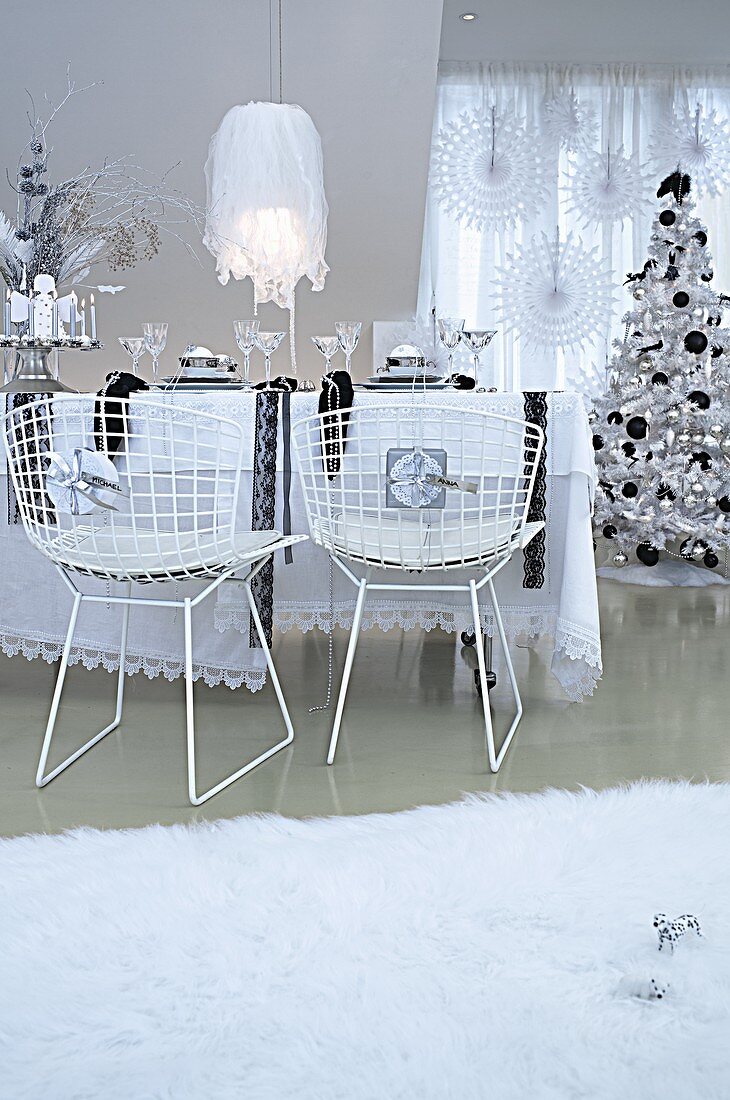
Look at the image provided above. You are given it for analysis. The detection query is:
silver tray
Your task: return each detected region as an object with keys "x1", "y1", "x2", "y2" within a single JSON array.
[{"x1": 355, "y1": 381, "x2": 456, "y2": 392}]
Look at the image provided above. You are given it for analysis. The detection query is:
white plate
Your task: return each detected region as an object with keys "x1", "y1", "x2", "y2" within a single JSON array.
[
  {"x1": 156, "y1": 382, "x2": 252, "y2": 393},
  {"x1": 355, "y1": 382, "x2": 457, "y2": 392}
]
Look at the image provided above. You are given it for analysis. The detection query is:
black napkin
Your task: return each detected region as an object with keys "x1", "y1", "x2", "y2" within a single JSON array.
[
  {"x1": 254, "y1": 376, "x2": 298, "y2": 391},
  {"x1": 319, "y1": 370, "x2": 354, "y2": 478},
  {"x1": 94, "y1": 371, "x2": 149, "y2": 455},
  {"x1": 444, "y1": 373, "x2": 476, "y2": 391}
]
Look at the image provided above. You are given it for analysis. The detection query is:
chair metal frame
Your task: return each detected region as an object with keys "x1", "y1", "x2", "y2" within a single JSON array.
[
  {"x1": 4, "y1": 394, "x2": 306, "y2": 805},
  {"x1": 291, "y1": 402, "x2": 545, "y2": 773}
]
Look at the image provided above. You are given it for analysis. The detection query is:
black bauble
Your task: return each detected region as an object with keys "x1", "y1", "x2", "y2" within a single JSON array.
[
  {"x1": 687, "y1": 390, "x2": 710, "y2": 410},
  {"x1": 592, "y1": 433, "x2": 604, "y2": 450},
  {"x1": 692, "y1": 450, "x2": 712, "y2": 471},
  {"x1": 718, "y1": 497, "x2": 730, "y2": 513},
  {"x1": 704, "y1": 550, "x2": 719, "y2": 568},
  {"x1": 679, "y1": 538, "x2": 694, "y2": 559},
  {"x1": 607, "y1": 410, "x2": 623, "y2": 425},
  {"x1": 622, "y1": 481, "x2": 639, "y2": 498},
  {"x1": 695, "y1": 230, "x2": 708, "y2": 246},
  {"x1": 603, "y1": 524, "x2": 617, "y2": 539},
  {"x1": 684, "y1": 330, "x2": 709, "y2": 354},
  {"x1": 659, "y1": 210, "x2": 676, "y2": 227},
  {"x1": 712, "y1": 345, "x2": 724, "y2": 358},
  {"x1": 622, "y1": 441, "x2": 636, "y2": 457},
  {"x1": 672, "y1": 291, "x2": 690, "y2": 308},
  {"x1": 651, "y1": 371, "x2": 669, "y2": 385},
  {"x1": 636, "y1": 542, "x2": 659, "y2": 566},
  {"x1": 626, "y1": 415, "x2": 648, "y2": 440}
]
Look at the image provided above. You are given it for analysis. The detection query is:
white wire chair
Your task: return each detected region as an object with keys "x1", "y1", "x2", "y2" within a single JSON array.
[
  {"x1": 4, "y1": 394, "x2": 307, "y2": 805},
  {"x1": 291, "y1": 402, "x2": 545, "y2": 772}
]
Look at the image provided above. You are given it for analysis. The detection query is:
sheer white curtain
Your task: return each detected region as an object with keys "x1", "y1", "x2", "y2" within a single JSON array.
[{"x1": 418, "y1": 62, "x2": 730, "y2": 393}]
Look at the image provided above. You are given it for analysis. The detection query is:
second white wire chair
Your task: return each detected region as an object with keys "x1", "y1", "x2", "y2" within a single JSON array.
[
  {"x1": 4, "y1": 395, "x2": 307, "y2": 805},
  {"x1": 291, "y1": 402, "x2": 545, "y2": 773}
]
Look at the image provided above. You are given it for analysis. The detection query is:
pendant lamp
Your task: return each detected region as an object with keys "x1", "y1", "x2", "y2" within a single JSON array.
[{"x1": 202, "y1": 3, "x2": 328, "y2": 371}]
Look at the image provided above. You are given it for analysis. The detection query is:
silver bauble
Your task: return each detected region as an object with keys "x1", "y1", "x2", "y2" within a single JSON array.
[
  {"x1": 692, "y1": 306, "x2": 705, "y2": 318},
  {"x1": 677, "y1": 431, "x2": 691, "y2": 445},
  {"x1": 659, "y1": 499, "x2": 673, "y2": 511},
  {"x1": 613, "y1": 551, "x2": 628, "y2": 567},
  {"x1": 691, "y1": 481, "x2": 704, "y2": 494},
  {"x1": 692, "y1": 432, "x2": 705, "y2": 445},
  {"x1": 638, "y1": 356, "x2": 653, "y2": 370},
  {"x1": 722, "y1": 438, "x2": 730, "y2": 453},
  {"x1": 685, "y1": 493, "x2": 697, "y2": 505},
  {"x1": 629, "y1": 376, "x2": 643, "y2": 387},
  {"x1": 633, "y1": 287, "x2": 646, "y2": 301},
  {"x1": 707, "y1": 495, "x2": 717, "y2": 507},
  {"x1": 710, "y1": 424, "x2": 723, "y2": 437},
  {"x1": 667, "y1": 408, "x2": 680, "y2": 422}
]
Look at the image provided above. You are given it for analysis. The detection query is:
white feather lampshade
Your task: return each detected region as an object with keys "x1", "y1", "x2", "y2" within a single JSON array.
[{"x1": 203, "y1": 101, "x2": 329, "y2": 310}]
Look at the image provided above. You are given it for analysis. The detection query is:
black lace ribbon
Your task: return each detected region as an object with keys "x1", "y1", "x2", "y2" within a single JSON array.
[
  {"x1": 249, "y1": 391, "x2": 280, "y2": 648},
  {"x1": 522, "y1": 391, "x2": 548, "y2": 589},
  {"x1": 6, "y1": 393, "x2": 55, "y2": 525}
]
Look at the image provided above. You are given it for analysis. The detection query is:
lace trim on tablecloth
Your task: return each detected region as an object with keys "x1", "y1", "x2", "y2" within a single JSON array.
[
  {"x1": 215, "y1": 601, "x2": 601, "y2": 700},
  {"x1": 0, "y1": 630, "x2": 266, "y2": 692}
]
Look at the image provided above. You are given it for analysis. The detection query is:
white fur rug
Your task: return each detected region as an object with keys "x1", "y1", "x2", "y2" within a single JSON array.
[{"x1": 3, "y1": 782, "x2": 730, "y2": 1100}]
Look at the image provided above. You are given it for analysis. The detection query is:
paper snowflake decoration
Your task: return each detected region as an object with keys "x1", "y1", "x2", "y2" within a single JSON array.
[
  {"x1": 542, "y1": 90, "x2": 597, "y2": 152},
  {"x1": 565, "y1": 146, "x2": 652, "y2": 226},
  {"x1": 650, "y1": 103, "x2": 730, "y2": 197},
  {"x1": 496, "y1": 230, "x2": 616, "y2": 352},
  {"x1": 431, "y1": 106, "x2": 549, "y2": 231}
]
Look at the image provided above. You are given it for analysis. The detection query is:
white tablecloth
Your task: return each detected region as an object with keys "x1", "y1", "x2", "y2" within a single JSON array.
[{"x1": 0, "y1": 390, "x2": 601, "y2": 700}]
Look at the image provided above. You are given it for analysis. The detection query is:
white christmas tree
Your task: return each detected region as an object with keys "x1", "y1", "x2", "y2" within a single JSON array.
[{"x1": 593, "y1": 171, "x2": 730, "y2": 570}]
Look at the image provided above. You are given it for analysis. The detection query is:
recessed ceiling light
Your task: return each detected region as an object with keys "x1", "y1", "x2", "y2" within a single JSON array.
[{"x1": 460, "y1": 12, "x2": 478, "y2": 20}]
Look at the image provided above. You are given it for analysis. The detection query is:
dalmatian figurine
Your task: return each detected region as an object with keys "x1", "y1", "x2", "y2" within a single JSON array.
[
  {"x1": 654, "y1": 913, "x2": 703, "y2": 953},
  {"x1": 618, "y1": 975, "x2": 670, "y2": 1001}
]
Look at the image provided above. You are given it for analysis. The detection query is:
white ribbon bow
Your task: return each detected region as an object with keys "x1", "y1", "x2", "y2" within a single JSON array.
[{"x1": 46, "y1": 449, "x2": 125, "y2": 515}]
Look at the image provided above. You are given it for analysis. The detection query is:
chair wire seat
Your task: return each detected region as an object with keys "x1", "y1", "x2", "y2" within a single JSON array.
[
  {"x1": 291, "y1": 401, "x2": 545, "y2": 772},
  {"x1": 4, "y1": 394, "x2": 307, "y2": 804}
]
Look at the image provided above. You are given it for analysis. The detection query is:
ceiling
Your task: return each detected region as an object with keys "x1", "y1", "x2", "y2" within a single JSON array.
[{"x1": 440, "y1": 0, "x2": 730, "y2": 65}]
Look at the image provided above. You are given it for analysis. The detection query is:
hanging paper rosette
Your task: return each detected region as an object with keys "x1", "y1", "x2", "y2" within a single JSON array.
[
  {"x1": 649, "y1": 103, "x2": 730, "y2": 198},
  {"x1": 542, "y1": 89, "x2": 597, "y2": 153},
  {"x1": 496, "y1": 229, "x2": 616, "y2": 352},
  {"x1": 565, "y1": 146, "x2": 652, "y2": 227},
  {"x1": 431, "y1": 105, "x2": 549, "y2": 232}
]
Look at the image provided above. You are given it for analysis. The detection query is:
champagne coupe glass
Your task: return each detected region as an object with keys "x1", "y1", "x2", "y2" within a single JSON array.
[
  {"x1": 254, "y1": 330, "x2": 286, "y2": 388},
  {"x1": 335, "y1": 321, "x2": 362, "y2": 375},
  {"x1": 438, "y1": 317, "x2": 465, "y2": 376},
  {"x1": 143, "y1": 322, "x2": 168, "y2": 384},
  {"x1": 118, "y1": 336, "x2": 146, "y2": 374},
  {"x1": 312, "y1": 336, "x2": 341, "y2": 375},
  {"x1": 462, "y1": 329, "x2": 498, "y2": 388},
  {"x1": 233, "y1": 319, "x2": 259, "y2": 390}
]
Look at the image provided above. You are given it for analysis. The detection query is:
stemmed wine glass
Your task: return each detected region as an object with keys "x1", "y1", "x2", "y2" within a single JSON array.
[
  {"x1": 118, "y1": 336, "x2": 147, "y2": 374},
  {"x1": 437, "y1": 317, "x2": 465, "y2": 376},
  {"x1": 462, "y1": 329, "x2": 498, "y2": 388},
  {"x1": 335, "y1": 321, "x2": 362, "y2": 375},
  {"x1": 233, "y1": 319, "x2": 259, "y2": 390},
  {"x1": 254, "y1": 330, "x2": 286, "y2": 388},
  {"x1": 312, "y1": 336, "x2": 341, "y2": 375},
  {"x1": 143, "y1": 322, "x2": 168, "y2": 384}
]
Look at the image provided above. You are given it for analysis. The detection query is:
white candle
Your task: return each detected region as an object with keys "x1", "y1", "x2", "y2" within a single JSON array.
[
  {"x1": 52, "y1": 290, "x2": 58, "y2": 339},
  {"x1": 90, "y1": 293, "x2": 97, "y2": 341},
  {"x1": 80, "y1": 298, "x2": 86, "y2": 338},
  {"x1": 27, "y1": 291, "x2": 34, "y2": 338},
  {"x1": 4, "y1": 290, "x2": 10, "y2": 337},
  {"x1": 69, "y1": 292, "x2": 77, "y2": 340}
]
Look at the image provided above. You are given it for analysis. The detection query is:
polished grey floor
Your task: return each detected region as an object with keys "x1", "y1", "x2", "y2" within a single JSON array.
[{"x1": 1, "y1": 577, "x2": 728, "y2": 837}]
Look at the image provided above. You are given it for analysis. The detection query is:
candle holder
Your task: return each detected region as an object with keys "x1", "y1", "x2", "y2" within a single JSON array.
[{"x1": 0, "y1": 337, "x2": 104, "y2": 394}]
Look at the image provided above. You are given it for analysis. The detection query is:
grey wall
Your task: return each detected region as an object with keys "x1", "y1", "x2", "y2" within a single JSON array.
[
  {"x1": 1, "y1": 0, "x2": 443, "y2": 388},
  {"x1": 440, "y1": 0, "x2": 730, "y2": 65}
]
